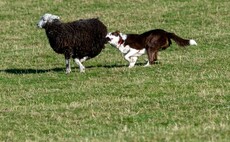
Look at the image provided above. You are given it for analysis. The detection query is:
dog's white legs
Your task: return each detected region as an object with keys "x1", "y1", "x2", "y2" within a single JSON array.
[
  {"x1": 65, "y1": 59, "x2": 71, "y2": 74},
  {"x1": 144, "y1": 61, "x2": 150, "y2": 67},
  {"x1": 74, "y1": 58, "x2": 85, "y2": 72},
  {"x1": 124, "y1": 54, "x2": 131, "y2": 62},
  {"x1": 129, "y1": 57, "x2": 138, "y2": 68},
  {"x1": 124, "y1": 50, "x2": 139, "y2": 68}
]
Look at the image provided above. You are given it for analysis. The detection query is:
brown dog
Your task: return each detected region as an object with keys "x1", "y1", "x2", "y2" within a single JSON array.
[{"x1": 106, "y1": 29, "x2": 197, "y2": 67}]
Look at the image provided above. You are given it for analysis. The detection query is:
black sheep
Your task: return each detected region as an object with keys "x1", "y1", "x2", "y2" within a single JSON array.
[{"x1": 37, "y1": 13, "x2": 108, "y2": 73}]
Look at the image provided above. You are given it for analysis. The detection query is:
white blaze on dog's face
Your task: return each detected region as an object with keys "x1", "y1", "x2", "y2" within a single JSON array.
[
  {"x1": 106, "y1": 31, "x2": 130, "y2": 54},
  {"x1": 106, "y1": 31, "x2": 122, "y2": 47},
  {"x1": 37, "y1": 13, "x2": 60, "y2": 28}
]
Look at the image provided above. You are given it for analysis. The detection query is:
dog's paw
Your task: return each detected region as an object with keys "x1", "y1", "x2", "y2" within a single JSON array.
[
  {"x1": 144, "y1": 61, "x2": 150, "y2": 67},
  {"x1": 144, "y1": 64, "x2": 150, "y2": 67},
  {"x1": 128, "y1": 65, "x2": 134, "y2": 68}
]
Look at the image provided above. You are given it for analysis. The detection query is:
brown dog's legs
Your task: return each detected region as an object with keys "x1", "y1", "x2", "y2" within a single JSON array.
[
  {"x1": 154, "y1": 51, "x2": 158, "y2": 62},
  {"x1": 147, "y1": 48, "x2": 151, "y2": 64},
  {"x1": 147, "y1": 47, "x2": 158, "y2": 65}
]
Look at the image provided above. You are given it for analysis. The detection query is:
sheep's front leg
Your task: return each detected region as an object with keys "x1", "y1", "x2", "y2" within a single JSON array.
[
  {"x1": 65, "y1": 59, "x2": 71, "y2": 74},
  {"x1": 65, "y1": 52, "x2": 71, "y2": 74},
  {"x1": 74, "y1": 58, "x2": 85, "y2": 73}
]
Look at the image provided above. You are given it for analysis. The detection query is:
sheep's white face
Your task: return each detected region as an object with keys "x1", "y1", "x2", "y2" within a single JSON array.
[{"x1": 37, "y1": 13, "x2": 60, "y2": 28}]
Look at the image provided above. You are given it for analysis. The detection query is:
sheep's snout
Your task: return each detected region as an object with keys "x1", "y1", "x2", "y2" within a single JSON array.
[{"x1": 37, "y1": 20, "x2": 45, "y2": 28}]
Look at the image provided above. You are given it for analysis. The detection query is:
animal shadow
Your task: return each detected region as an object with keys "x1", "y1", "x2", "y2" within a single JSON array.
[
  {"x1": 1, "y1": 68, "x2": 64, "y2": 74},
  {"x1": 1, "y1": 62, "x2": 149, "y2": 75},
  {"x1": 87, "y1": 64, "x2": 127, "y2": 69}
]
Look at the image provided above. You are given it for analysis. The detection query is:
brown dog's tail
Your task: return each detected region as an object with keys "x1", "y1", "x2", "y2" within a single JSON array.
[{"x1": 168, "y1": 32, "x2": 197, "y2": 47}]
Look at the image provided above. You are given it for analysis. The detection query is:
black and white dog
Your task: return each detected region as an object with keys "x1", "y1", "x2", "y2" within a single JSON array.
[{"x1": 106, "y1": 29, "x2": 197, "y2": 68}]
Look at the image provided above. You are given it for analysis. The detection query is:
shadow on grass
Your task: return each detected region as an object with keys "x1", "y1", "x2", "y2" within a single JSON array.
[
  {"x1": 86, "y1": 64, "x2": 128, "y2": 69},
  {"x1": 1, "y1": 62, "x2": 150, "y2": 75},
  {"x1": 1, "y1": 68, "x2": 64, "y2": 74},
  {"x1": 0, "y1": 64, "x2": 130, "y2": 74},
  {"x1": 87, "y1": 62, "x2": 150, "y2": 69}
]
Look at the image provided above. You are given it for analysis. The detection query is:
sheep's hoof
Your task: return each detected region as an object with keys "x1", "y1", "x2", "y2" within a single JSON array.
[
  {"x1": 80, "y1": 68, "x2": 85, "y2": 73},
  {"x1": 66, "y1": 69, "x2": 71, "y2": 74}
]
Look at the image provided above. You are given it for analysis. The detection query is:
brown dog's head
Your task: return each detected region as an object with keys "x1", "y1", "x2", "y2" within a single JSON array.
[{"x1": 106, "y1": 31, "x2": 125, "y2": 47}]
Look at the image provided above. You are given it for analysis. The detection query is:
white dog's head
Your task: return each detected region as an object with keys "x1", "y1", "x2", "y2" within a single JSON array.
[
  {"x1": 106, "y1": 31, "x2": 127, "y2": 48},
  {"x1": 37, "y1": 13, "x2": 60, "y2": 28}
]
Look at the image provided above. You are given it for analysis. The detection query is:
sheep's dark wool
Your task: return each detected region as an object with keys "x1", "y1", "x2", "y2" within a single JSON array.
[
  {"x1": 38, "y1": 13, "x2": 108, "y2": 73},
  {"x1": 45, "y1": 19, "x2": 107, "y2": 58}
]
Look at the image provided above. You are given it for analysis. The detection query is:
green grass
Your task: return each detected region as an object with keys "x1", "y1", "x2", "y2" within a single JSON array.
[{"x1": 0, "y1": 0, "x2": 229, "y2": 141}]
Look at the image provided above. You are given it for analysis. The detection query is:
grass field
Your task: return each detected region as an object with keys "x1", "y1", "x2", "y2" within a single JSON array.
[{"x1": 0, "y1": 0, "x2": 229, "y2": 141}]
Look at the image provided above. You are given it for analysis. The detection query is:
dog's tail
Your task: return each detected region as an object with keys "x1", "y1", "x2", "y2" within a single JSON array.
[{"x1": 168, "y1": 32, "x2": 197, "y2": 47}]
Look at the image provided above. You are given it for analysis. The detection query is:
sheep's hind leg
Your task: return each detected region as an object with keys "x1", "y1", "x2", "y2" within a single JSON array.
[
  {"x1": 80, "y1": 56, "x2": 88, "y2": 63},
  {"x1": 74, "y1": 58, "x2": 85, "y2": 73},
  {"x1": 65, "y1": 59, "x2": 71, "y2": 74}
]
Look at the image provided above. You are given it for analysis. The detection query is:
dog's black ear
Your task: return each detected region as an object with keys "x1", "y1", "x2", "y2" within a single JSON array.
[
  {"x1": 112, "y1": 30, "x2": 120, "y2": 36},
  {"x1": 116, "y1": 30, "x2": 120, "y2": 33}
]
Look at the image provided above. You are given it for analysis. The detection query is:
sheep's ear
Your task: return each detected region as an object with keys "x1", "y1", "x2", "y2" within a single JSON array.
[
  {"x1": 51, "y1": 15, "x2": 60, "y2": 20},
  {"x1": 46, "y1": 14, "x2": 60, "y2": 23}
]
